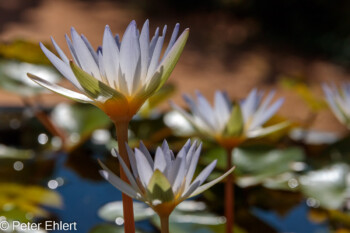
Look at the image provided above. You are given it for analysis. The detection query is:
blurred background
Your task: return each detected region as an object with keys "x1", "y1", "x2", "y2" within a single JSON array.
[{"x1": 0, "y1": 0, "x2": 350, "y2": 232}]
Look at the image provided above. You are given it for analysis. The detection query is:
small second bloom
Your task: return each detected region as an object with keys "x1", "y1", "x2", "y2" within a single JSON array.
[
  {"x1": 171, "y1": 89, "x2": 288, "y2": 147},
  {"x1": 99, "y1": 140, "x2": 234, "y2": 216}
]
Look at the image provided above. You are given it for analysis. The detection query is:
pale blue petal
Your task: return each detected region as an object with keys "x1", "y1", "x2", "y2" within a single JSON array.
[
  {"x1": 135, "y1": 148, "x2": 154, "y2": 187},
  {"x1": 120, "y1": 20, "x2": 141, "y2": 94}
]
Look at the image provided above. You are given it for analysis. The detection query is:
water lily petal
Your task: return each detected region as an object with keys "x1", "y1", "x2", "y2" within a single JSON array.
[
  {"x1": 81, "y1": 34, "x2": 99, "y2": 64},
  {"x1": 120, "y1": 20, "x2": 141, "y2": 94},
  {"x1": 50, "y1": 37, "x2": 69, "y2": 64},
  {"x1": 185, "y1": 143, "x2": 202, "y2": 188},
  {"x1": 154, "y1": 147, "x2": 167, "y2": 172},
  {"x1": 189, "y1": 166, "x2": 235, "y2": 198},
  {"x1": 112, "y1": 148, "x2": 141, "y2": 193},
  {"x1": 40, "y1": 42, "x2": 81, "y2": 89},
  {"x1": 154, "y1": 28, "x2": 189, "y2": 91},
  {"x1": 99, "y1": 161, "x2": 139, "y2": 199},
  {"x1": 125, "y1": 143, "x2": 139, "y2": 179},
  {"x1": 27, "y1": 73, "x2": 92, "y2": 103},
  {"x1": 70, "y1": 27, "x2": 101, "y2": 80},
  {"x1": 250, "y1": 98, "x2": 284, "y2": 129},
  {"x1": 246, "y1": 121, "x2": 290, "y2": 138},
  {"x1": 65, "y1": 34, "x2": 80, "y2": 66},
  {"x1": 163, "y1": 23, "x2": 180, "y2": 58},
  {"x1": 139, "y1": 19, "x2": 150, "y2": 84},
  {"x1": 102, "y1": 25, "x2": 120, "y2": 88},
  {"x1": 139, "y1": 141, "x2": 154, "y2": 167},
  {"x1": 135, "y1": 148, "x2": 154, "y2": 187}
]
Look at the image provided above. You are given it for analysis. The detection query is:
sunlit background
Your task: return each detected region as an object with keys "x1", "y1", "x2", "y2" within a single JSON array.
[{"x1": 0, "y1": 0, "x2": 349, "y2": 232}]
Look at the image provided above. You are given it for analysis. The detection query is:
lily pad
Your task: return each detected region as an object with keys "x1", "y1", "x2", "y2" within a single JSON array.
[
  {"x1": 299, "y1": 163, "x2": 349, "y2": 209},
  {"x1": 0, "y1": 60, "x2": 60, "y2": 96},
  {"x1": 98, "y1": 201, "x2": 155, "y2": 222},
  {"x1": 50, "y1": 103, "x2": 111, "y2": 149},
  {"x1": 233, "y1": 146, "x2": 305, "y2": 187}
]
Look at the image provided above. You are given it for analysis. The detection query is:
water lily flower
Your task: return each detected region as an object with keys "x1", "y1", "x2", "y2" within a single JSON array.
[
  {"x1": 27, "y1": 20, "x2": 189, "y2": 123},
  {"x1": 323, "y1": 83, "x2": 350, "y2": 128},
  {"x1": 99, "y1": 140, "x2": 234, "y2": 217},
  {"x1": 171, "y1": 89, "x2": 287, "y2": 147}
]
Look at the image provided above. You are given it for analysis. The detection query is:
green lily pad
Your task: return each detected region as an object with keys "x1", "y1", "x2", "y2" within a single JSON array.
[
  {"x1": 233, "y1": 146, "x2": 305, "y2": 187},
  {"x1": 50, "y1": 103, "x2": 111, "y2": 148},
  {"x1": 98, "y1": 201, "x2": 155, "y2": 222},
  {"x1": 299, "y1": 163, "x2": 349, "y2": 209},
  {"x1": 0, "y1": 60, "x2": 60, "y2": 96}
]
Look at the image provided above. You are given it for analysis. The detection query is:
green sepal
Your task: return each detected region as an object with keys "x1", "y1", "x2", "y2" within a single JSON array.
[
  {"x1": 69, "y1": 61, "x2": 127, "y2": 104},
  {"x1": 225, "y1": 103, "x2": 244, "y2": 137},
  {"x1": 155, "y1": 29, "x2": 189, "y2": 92},
  {"x1": 147, "y1": 170, "x2": 174, "y2": 204}
]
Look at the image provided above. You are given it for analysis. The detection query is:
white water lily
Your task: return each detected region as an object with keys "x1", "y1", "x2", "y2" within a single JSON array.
[
  {"x1": 99, "y1": 140, "x2": 234, "y2": 216},
  {"x1": 27, "y1": 20, "x2": 189, "y2": 123},
  {"x1": 171, "y1": 89, "x2": 288, "y2": 146},
  {"x1": 323, "y1": 83, "x2": 350, "y2": 128}
]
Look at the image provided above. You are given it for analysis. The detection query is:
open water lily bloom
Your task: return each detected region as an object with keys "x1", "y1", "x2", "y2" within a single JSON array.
[
  {"x1": 99, "y1": 140, "x2": 234, "y2": 216},
  {"x1": 171, "y1": 89, "x2": 288, "y2": 146},
  {"x1": 27, "y1": 20, "x2": 189, "y2": 123},
  {"x1": 323, "y1": 83, "x2": 350, "y2": 128}
]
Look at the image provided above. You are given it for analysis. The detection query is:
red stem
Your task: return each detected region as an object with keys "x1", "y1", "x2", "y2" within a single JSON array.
[
  {"x1": 115, "y1": 121, "x2": 135, "y2": 233},
  {"x1": 225, "y1": 147, "x2": 234, "y2": 233}
]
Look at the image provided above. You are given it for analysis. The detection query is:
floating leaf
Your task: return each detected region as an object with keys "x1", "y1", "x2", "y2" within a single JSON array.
[
  {"x1": 233, "y1": 146, "x2": 305, "y2": 187},
  {"x1": 0, "y1": 60, "x2": 60, "y2": 96},
  {"x1": 98, "y1": 201, "x2": 155, "y2": 222},
  {"x1": 299, "y1": 163, "x2": 349, "y2": 209},
  {"x1": 50, "y1": 103, "x2": 111, "y2": 148}
]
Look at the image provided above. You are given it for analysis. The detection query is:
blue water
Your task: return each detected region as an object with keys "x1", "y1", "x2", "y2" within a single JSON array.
[
  {"x1": 47, "y1": 154, "x2": 122, "y2": 233},
  {"x1": 252, "y1": 203, "x2": 329, "y2": 233}
]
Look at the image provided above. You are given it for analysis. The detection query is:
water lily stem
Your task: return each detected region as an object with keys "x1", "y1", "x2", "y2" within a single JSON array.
[
  {"x1": 115, "y1": 121, "x2": 135, "y2": 233},
  {"x1": 160, "y1": 214, "x2": 170, "y2": 233},
  {"x1": 225, "y1": 147, "x2": 234, "y2": 233}
]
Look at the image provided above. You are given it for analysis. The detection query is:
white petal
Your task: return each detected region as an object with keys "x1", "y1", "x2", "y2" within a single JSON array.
[
  {"x1": 167, "y1": 146, "x2": 186, "y2": 185},
  {"x1": 27, "y1": 73, "x2": 92, "y2": 103},
  {"x1": 185, "y1": 143, "x2": 202, "y2": 188},
  {"x1": 70, "y1": 27, "x2": 101, "y2": 80},
  {"x1": 120, "y1": 21, "x2": 141, "y2": 94},
  {"x1": 50, "y1": 37, "x2": 69, "y2": 63},
  {"x1": 146, "y1": 35, "x2": 164, "y2": 83},
  {"x1": 154, "y1": 147, "x2": 167, "y2": 172},
  {"x1": 139, "y1": 20, "x2": 150, "y2": 83},
  {"x1": 161, "y1": 140, "x2": 173, "y2": 164},
  {"x1": 188, "y1": 166, "x2": 235, "y2": 198},
  {"x1": 135, "y1": 148, "x2": 154, "y2": 187},
  {"x1": 189, "y1": 160, "x2": 217, "y2": 189},
  {"x1": 250, "y1": 98, "x2": 284, "y2": 129},
  {"x1": 112, "y1": 149, "x2": 141, "y2": 193},
  {"x1": 196, "y1": 91, "x2": 217, "y2": 129},
  {"x1": 171, "y1": 150, "x2": 187, "y2": 194},
  {"x1": 241, "y1": 88, "x2": 258, "y2": 121},
  {"x1": 149, "y1": 27, "x2": 159, "y2": 59},
  {"x1": 102, "y1": 25, "x2": 120, "y2": 88},
  {"x1": 81, "y1": 34, "x2": 98, "y2": 64},
  {"x1": 40, "y1": 42, "x2": 82, "y2": 89},
  {"x1": 125, "y1": 143, "x2": 139, "y2": 179},
  {"x1": 65, "y1": 35, "x2": 80, "y2": 66},
  {"x1": 99, "y1": 162, "x2": 139, "y2": 199},
  {"x1": 139, "y1": 141, "x2": 154, "y2": 167},
  {"x1": 163, "y1": 23, "x2": 179, "y2": 58},
  {"x1": 214, "y1": 91, "x2": 231, "y2": 131}
]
